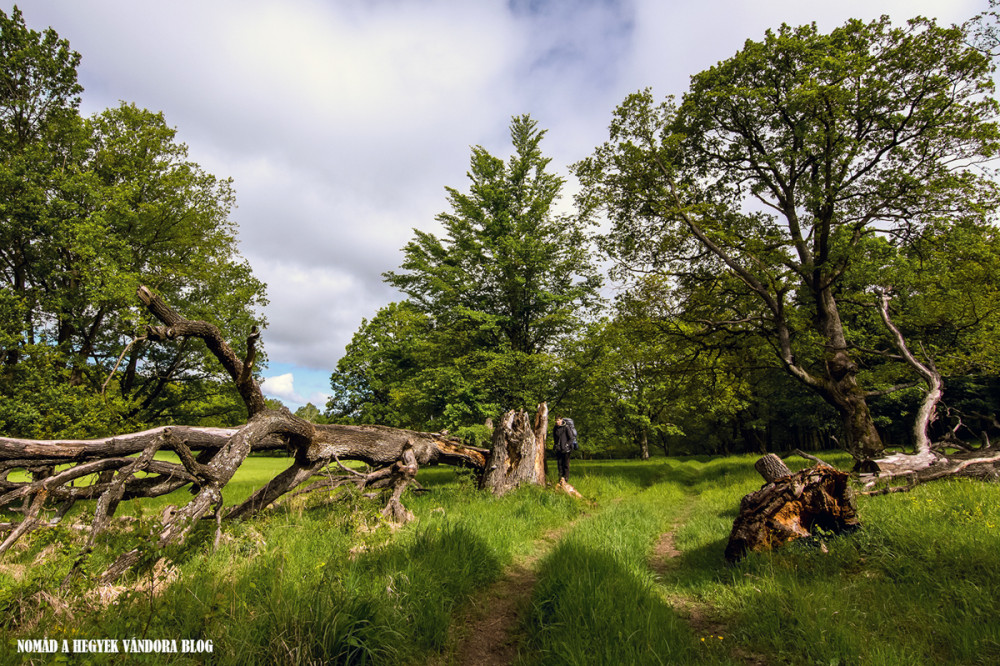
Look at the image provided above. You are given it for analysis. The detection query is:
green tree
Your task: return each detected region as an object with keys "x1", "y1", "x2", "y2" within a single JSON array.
[
  {"x1": 0, "y1": 9, "x2": 267, "y2": 436},
  {"x1": 328, "y1": 301, "x2": 432, "y2": 427},
  {"x1": 294, "y1": 402, "x2": 328, "y2": 424},
  {"x1": 577, "y1": 17, "x2": 1000, "y2": 460},
  {"x1": 0, "y1": 5, "x2": 84, "y2": 366},
  {"x1": 357, "y1": 115, "x2": 600, "y2": 428}
]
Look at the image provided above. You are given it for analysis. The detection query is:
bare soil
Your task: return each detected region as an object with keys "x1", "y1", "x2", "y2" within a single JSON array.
[
  {"x1": 649, "y1": 510, "x2": 767, "y2": 665},
  {"x1": 432, "y1": 521, "x2": 577, "y2": 666}
]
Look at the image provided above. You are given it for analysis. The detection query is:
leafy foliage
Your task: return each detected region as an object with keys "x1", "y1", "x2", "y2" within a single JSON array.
[
  {"x1": 0, "y1": 8, "x2": 266, "y2": 436},
  {"x1": 576, "y1": 16, "x2": 1000, "y2": 458},
  {"x1": 331, "y1": 116, "x2": 600, "y2": 430}
]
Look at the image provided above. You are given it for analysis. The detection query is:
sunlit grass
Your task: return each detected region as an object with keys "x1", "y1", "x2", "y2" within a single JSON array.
[{"x1": 2, "y1": 451, "x2": 999, "y2": 665}]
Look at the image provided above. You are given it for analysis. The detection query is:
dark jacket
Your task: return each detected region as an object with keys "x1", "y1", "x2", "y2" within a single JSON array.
[{"x1": 553, "y1": 423, "x2": 573, "y2": 454}]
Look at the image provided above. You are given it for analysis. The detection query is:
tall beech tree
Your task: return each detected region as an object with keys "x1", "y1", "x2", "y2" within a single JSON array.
[
  {"x1": 370, "y1": 115, "x2": 600, "y2": 427},
  {"x1": 577, "y1": 17, "x2": 1000, "y2": 461}
]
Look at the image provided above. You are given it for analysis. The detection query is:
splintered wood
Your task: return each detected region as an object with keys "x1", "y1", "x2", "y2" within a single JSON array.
[{"x1": 725, "y1": 462, "x2": 859, "y2": 562}]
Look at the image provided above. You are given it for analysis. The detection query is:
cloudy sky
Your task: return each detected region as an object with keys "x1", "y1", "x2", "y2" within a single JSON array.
[{"x1": 10, "y1": 0, "x2": 985, "y2": 408}]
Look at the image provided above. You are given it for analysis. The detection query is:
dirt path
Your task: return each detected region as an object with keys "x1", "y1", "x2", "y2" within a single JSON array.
[
  {"x1": 431, "y1": 522, "x2": 576, "y2": 666},
  {"x1": 648, "y1": 505, "x2": 727, "y2": 635},
  {"x1": 649, "y1": 505, "x2": 767, "y2": 665}
]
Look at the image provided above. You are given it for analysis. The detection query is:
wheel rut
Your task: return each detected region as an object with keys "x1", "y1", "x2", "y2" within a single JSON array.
[
  {"x1": 431, "y1": 520, "x2": 577, "y2": 666},
  {"x1": 648, "y1": 503, "x2": 766, "y2": 665}
]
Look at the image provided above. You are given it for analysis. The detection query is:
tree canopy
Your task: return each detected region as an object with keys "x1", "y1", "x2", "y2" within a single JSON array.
[
  {"x1": 0, "y1": 7, "x2": 266, "y2": 438},
  {"x1": 330, "y1": 115, "x2": 601, "y2": 431},
  {"x1": 576, "y1": 16, "x2": 1000, "y2": 460}
]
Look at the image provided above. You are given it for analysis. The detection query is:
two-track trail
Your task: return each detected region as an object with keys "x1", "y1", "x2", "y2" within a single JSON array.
[{"x1": 648, "y1": 502, "x2": 728, "y2": 637}]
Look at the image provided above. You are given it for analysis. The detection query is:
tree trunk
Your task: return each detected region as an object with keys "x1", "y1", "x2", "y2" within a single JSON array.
[
  {"x1": 816, "y1": 287, "x2": 885, "y2": 461},
  {"x1": 532, "y1": 403, "x2": 548, "y2": 484},
  {"x1": 480, "y1": 404, "x2": 547, "y2": 496},
  {"x1": 725, "y1": 459, "x2": 860, "y2": 563},
  {"x1": 876, "y1": 290, "x2": 942, "y2": 461},
  {"x1": 639, "y1": 428, "x2": 649, "y2": 460},
  {"x1": 754, "y1": 453, "x2": 791, "y2": 482},
  {"x1": 837, "y1": 389, "x2": 884, "y2": 460}
]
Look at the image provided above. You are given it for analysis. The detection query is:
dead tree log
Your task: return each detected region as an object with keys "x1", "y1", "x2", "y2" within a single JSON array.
[
  {"x1": 847, "y1": 292, "x2": 1000, "y2": 489},
  {"x1": 754, "y1": 453, "x2": 792, "y2": 483},
  {"x1": 480, "y1": 404, "x2": 548, "y2": 496},
  {"x1": 725, "y1": 461, "x2": 860, "y2": 563},
  {"x1": 0, "y1": 286, "x2": 489, "y2": 583}
]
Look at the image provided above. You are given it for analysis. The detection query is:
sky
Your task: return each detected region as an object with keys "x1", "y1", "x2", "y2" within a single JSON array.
[{"x1": 9, "y1": 0, "x2": 986, "y2": 409}]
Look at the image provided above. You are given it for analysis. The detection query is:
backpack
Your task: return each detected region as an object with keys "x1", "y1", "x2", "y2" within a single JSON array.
[{"x1": 562, "y1": 417, "x2": 579, "y2": 451}]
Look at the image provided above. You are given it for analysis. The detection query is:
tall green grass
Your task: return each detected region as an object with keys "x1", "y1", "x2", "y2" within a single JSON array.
[
  {"x1": 524, "y1": 475, "x2": 697, "y2": 665},
  {"x1": 3, "y1": 452, "x2": 1000, "y2": 665},
  {"x1": 1, "y1": 464, "x2": 582, "y2": 665}
]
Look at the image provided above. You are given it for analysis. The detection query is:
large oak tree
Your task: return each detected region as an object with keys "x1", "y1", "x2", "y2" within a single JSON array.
[
  {"x1": 0, "y1": 7, "x2": 267, "y2": 437},
  {"x1": 577, "y1": 16, "x2": 1000, "y2": 461}
]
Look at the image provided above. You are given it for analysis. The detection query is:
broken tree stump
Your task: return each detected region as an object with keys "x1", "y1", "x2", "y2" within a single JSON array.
[
  {"x1": 754, "y1": 453, "x2": 792, "y2": 482},
  {"x1": 479, "y1": 404, "x2": 548, "y2": 496},
  {"x1": 724, "y1": 460, "x2": 860, "y2": 563}
]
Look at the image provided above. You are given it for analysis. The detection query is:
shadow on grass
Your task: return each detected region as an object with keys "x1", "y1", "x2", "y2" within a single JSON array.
[
  {"x1": 525, "y1": 540, "x2": 705, "y2": 665},
  {"x1": 34, "y1": 520, "x2": 503, "y2": 666}
]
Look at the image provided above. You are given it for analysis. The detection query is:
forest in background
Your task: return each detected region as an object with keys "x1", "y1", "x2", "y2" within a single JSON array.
[{"x1": 3, "y1": 4, "x2": 1000, "y2": 462}]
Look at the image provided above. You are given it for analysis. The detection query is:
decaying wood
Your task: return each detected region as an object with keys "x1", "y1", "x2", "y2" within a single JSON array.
[
  {"x1": 754, "y1": 453, "x2": 792, "y2": 483},
  {"x1": 859, "y1": 450, "x2": 1000, "y2": 496},
  {"x1": 856, "y1": 292, "x2": 1000, "y2": 488},
  {"x1": 876, "y1": 291, "x2": 942, "y2": 461},
  {"x1": 480, "y1": 404, "x2": 548, "y2": 496},
  {"x1": 0, "y1": 286, "x2": 490, "y2": 583},
  {"x1": 725, "y1": 460, "x2": 860, "y2": 563}
]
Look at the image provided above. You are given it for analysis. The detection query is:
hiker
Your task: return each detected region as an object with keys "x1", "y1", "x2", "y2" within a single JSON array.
[{"x1": 552, "y1": 416, "x2": 577, "y2": 482}]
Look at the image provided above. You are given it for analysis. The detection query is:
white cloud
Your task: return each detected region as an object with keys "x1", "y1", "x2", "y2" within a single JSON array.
[
  {"x1": 13, "y1": 0, "x2": 988, "y2": 379},
  {"x1": 261, "y1": 373, "x2": 304, "y2": 403},
  {"x1": 307, "y1": 391, "x2": 332, "y2": 406}
]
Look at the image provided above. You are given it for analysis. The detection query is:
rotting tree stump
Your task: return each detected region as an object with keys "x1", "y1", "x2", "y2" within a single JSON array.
[
  {"x1": 479, "y1": 403, "x2": 547, "y2": 496},
  {"x1": 724, "y1": 460, "x2": 859, "y2": 563}
]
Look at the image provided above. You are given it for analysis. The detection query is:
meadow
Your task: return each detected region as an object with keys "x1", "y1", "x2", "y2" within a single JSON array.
[{"x1": 2, "y1": 453, "x2": 999, "y2": 665}]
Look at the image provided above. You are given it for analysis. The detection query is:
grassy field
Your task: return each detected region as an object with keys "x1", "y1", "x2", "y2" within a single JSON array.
[{"x1": 2, "y1": 453, "x2": 999, "y2": 664}]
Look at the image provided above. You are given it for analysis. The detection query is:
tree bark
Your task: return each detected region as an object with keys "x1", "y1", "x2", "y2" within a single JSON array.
[
  {"x1": 533, "y1": 403, "x2": 548, "y2": 485},
  {"x1": 876, "y1": 290, "x2": 942, "y2": 462},
  {"x1": 816, "y1": 288, "x2": 884, "y2": 461},
  {"x1": 1, "y1": 286, "x2": 492, "y2": 582},
  {"x1": 725, "y1": 460, "x2": 860, "y2": 563},
  {"x1": 480, "y1": 404, "x2": 548, "y2": 495},
  {"x1": 754, "y1": 453, "x2": 792, "y2": 483}
]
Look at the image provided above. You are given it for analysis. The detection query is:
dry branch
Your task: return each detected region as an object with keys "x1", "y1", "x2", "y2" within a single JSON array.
[{"x1": 1, "y1": 286, "x2": 490, "y2": 583}]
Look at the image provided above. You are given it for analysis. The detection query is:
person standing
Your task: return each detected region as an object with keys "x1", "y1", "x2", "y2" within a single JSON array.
[{"x1": 552, "y1": 416, "x2": 574, "y2": 482}]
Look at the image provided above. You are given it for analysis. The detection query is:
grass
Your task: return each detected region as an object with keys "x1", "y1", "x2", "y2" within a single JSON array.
[{"x1": 2, "y1": 452, "x2": 999, "y2": 665}]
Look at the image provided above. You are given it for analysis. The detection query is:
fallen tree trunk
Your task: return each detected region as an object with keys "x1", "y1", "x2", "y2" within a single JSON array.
[
  {"x1": 0, "y1": 286, "x2": 489, "y2": 583},
  {"x1": 725, "y1": 460, "x2": 860, "y2": 563},
  {"x1": 856, "y1": 292, "x2": 1000, "y2": 487}
]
